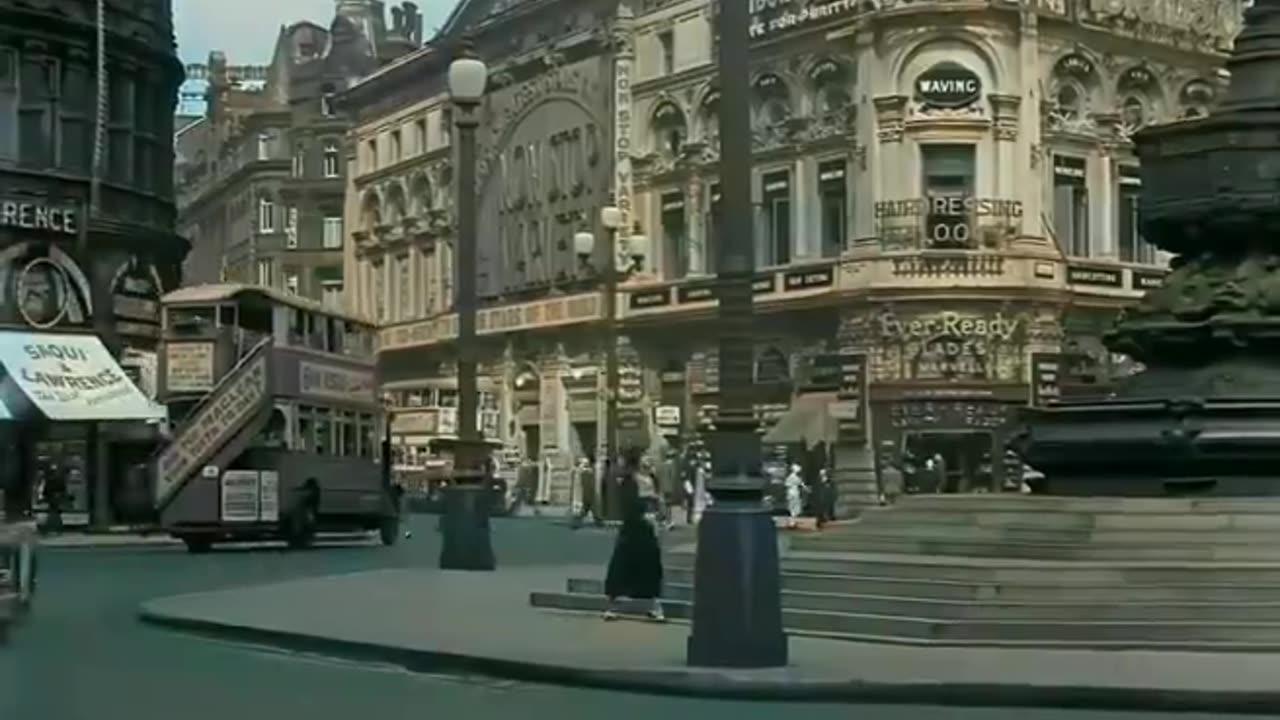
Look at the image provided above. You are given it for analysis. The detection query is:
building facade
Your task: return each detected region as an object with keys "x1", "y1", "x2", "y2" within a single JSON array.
[
  {"x1": 350, "y1": 0, "x2": 1242, "y2": 507},
  {"x1": 0, "y1": 0, "x2": 186, "y2": 524},
  {"x1": 177, "y1": 1, "x2": 422, "y2": 306}
]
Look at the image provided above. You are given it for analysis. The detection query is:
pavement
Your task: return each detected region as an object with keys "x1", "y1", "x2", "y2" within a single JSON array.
[{"x1": 138, "y1": 563, "x2": 1280, "y2": 714}]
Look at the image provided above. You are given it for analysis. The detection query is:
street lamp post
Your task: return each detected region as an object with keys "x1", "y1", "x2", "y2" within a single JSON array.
[
  {"x1": 685, "y1": 0, "x2": 787, "y2": 667},
  {"x1": 439, "y1": 42, "x2": 495, "y2": 572},
  {"x1": 576, "y1": 215, "x2": 647, "y2": 523}
]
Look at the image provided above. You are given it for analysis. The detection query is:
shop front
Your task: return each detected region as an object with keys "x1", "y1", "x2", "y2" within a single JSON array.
[
  {"x1": 0, "y1": 331, "x2": 165, "y2": 526},
  {"x1": 843, "y1": 302, "x2": 1060, "y2": 494}
]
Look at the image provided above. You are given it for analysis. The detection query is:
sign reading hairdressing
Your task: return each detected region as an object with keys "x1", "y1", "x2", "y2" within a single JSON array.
[
  {"x1": 915, "y1": 63, "x2": 982, "y2": 108},
  {"x1": 876, "y1": 196, "x2": 1022, "y2": 249}
]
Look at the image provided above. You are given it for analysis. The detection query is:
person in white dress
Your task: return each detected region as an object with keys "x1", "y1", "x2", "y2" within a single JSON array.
[{"x1": 784, "y1": 464, "x2": 806, "y2": 529}]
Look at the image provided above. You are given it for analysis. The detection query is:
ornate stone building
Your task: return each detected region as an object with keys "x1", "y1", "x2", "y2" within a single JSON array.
[
  {"x1": 350, "y1": 0, "x2": 1244, "y2": 507},
  {"x1": 177, "y1": 1, "x2": 422, "y2": 306},
  {"x1": 0, "y1": 0, "x2": 185, "y2": 525}
]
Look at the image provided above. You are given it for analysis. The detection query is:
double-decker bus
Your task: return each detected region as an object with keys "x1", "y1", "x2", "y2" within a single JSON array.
[{"x1": 150, "y1": 284, "x2": 399, "y2": 552}]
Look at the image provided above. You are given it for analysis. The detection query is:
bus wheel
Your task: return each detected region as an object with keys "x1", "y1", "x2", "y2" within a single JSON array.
[
  {"x1": 183, "y1": 537, "x2": 212, "y2": 554},
  {"x1": 378, "y1": 514, "x2": 400, "y2": 546}
]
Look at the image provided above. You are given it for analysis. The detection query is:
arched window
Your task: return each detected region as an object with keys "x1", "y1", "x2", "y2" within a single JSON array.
[
  {"x1": 410, "y1": 174, "x2": 432, "y2": 215},
  {"x1": 1179, "y1": 79, "x2": 1215, "y2": 120},
  {"x1": 752, "y1": 74, "x2": 792, "y2": 127},
  {"x1": 651, "y1": 102, "x2": 687, "y2": 157},
  {"x1": 1048, "y1": 53, "x2": 1099, "y2": 130},
  {"x1": 810, "y1": 59, "x2": 851, "y2": 115},
  {"x1": 384, "y1": 183, "x2": 408, "y2": 224},
  {"x1": 1053, "y1": 83, "x2": 1083, "y2": 121},
  {"x1": 755, "y1": 347, "x2": 791, "y2": 385},
  {"x1": 360, "y1": 191, "x2": 381, "y2": 230},
  {"x1": 1117, "y1": 66, "x2": 1159, "y2": 136}
]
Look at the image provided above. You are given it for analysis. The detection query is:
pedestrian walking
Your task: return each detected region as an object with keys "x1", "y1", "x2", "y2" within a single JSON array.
[
  {"x1": 571, "y1": 457, "x2": 597, "y2": 528},
  {"x1": 42, "y1": 461, "x2": 67, "y2": 535},
  {"x1": 602, "y1": 447, "x2": 665, "y2": 622},
  {"x1": 783, "y1": 463, "x2": 806, "y2": 529},
  {"x1": 816, "y1": 467, "x2": 836, "y2": 526}
]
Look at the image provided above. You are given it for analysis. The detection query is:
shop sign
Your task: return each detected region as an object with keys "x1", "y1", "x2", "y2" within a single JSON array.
[
  {"x1": 878, "y1": 311, "x2": 1021, "y2": 342},
  {"x1": 629, "y1": 288, "x2": 671, "y2": 309},
  {"x1": 783, "y1": 266, "x2": 834, "y2": 291},
  {"x1": 875, "y1": 197, "x2": 1022, "y2": 249},
  {"x1": 479, "y1": 293, "x2": 602, "y2": 334},
  {"x1": 0, "y1": 198, "x2": 79, "y2": 236},
  {"x1": 1067, "y1": 264, "x2": 1123, "y2": 288},
  {"x1": 753, "y1": 274, "x2": 777, "y2": 294},
  {"x1": 380, "y1": 315, "x2": 457, "y2": 351},
  {"x1": 220, "y1": 470, "x2": 261, "y2": 523},
  {"x1": 915, "y1": 63, "x2": 982, "y2": 108},
  {"x1": 654, "y1": 405, "x2": 681, "y2": 426},
  {"x1": 749, "y1": 0, "x2": 877, "y2": 39},
  {"x1": 155, "y1": 352, "x2": 269, "y2": 503},
  {"x1": 889, "y1": 400, "x2": 1012, "y2": 430},
  {"x1": 299, "y1": 362, "x2": 374, "y2": 403},
  {"x1": 677, "y1": 283, "x2": 716, "y2": 304},
  {"x1": 0, "y1": 335, "x2": 155, "y2": 420},
  {"x1": 891, "y1": 255, "x2": 1005, "y2": 278},
  {"x1": 836, "y1": 352, "x2": 866, "y2": 435},
  {"x1": 803, "y1": 353, "x2": 843, "y2": 392},
  {"x1": 392, "y1": 410, "x2": 438, "y2": 435},
  {"x1": 1131, "y1": 269, "x2": 1168, "y2": 290},
  {"x1": 1029, "y1": 352, "x2": 1063, "y2": 406},
  {"x1": 617, "y1": 407, "x2": 646, "y2": 430},
  {"x1": 165, "y1": 342, "x2": 215, "y2": 392}
]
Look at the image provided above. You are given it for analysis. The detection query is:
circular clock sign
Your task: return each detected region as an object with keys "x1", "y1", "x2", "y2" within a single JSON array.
[
  {"x1": 915, "y1": 63, "x2": 983, "y2": 108},
  {"x1": 16, "y1": 257, "x2": 71, "y2": 329}
]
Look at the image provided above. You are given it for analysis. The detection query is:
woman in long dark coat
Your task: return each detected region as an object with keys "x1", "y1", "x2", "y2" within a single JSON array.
[{"x1": 603, "y1": 448, "x2": 665, "y2": 621}]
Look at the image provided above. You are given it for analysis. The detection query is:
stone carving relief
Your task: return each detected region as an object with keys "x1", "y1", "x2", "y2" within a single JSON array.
[
  {"x1": 1084, "y1": 0, "x2": 1243, "y2": 52},
  {"x1": 1044, "y1": 51, "x2": 1103, "y2": 135}
]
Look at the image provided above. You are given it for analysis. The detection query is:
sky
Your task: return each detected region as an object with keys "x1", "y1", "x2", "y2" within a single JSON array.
[{"x1": 174, "y1": 0, "x2": 455, "y2": 64}]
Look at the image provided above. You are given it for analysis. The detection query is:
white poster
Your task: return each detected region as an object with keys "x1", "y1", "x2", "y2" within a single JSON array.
[
  {"x1": 220, "y1": 470, "x2": 260, "y2": 523},
  {"x1": 259, "y1": 471, "x2": 280, "y2": 523},
  {"x1": 166, "y1": 342, "x2": 215, "y2": 392},
  {"x1": 0, "y1": 331, "x2": 162, "y2": 421}
]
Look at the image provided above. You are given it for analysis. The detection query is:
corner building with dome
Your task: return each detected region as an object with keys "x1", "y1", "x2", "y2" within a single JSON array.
[{"x1": 349, "y1": 0, "x2": 1243, "y2": 513}]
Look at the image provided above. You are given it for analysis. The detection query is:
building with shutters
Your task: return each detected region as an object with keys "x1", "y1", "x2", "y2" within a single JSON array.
[{"x1": 350, "y1": 0, "x2": 1243, "y2": 510}]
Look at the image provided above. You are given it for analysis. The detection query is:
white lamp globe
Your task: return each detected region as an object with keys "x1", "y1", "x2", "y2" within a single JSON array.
[
  {"x1": 600, "y1": 206, "x2": 622, "y2": 230},
  {"x1": 573, "y1": 231, "x2": 595, "y2": 257},
  {"x1": 628, "y1": 231, "x2": 650, "y2": 262},
  {"x1": 448, "y1": 57, "x2": 488, "y2": 102}
]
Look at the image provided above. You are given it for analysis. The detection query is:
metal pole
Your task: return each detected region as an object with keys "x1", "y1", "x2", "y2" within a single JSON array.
[
  {"x1": 604, "y1": 227, "x2": 620, "y2": 521},
  {"x1": 439, "y1": 42, "x2": 494, "y2": 570},
  {"x1": 686, "y1": 0, "x2": 787, "y2": 668}
]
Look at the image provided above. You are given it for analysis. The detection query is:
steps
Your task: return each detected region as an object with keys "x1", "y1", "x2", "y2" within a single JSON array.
[{"x1": 529, "y1": 494, "x2": 1280, "y2": 649}]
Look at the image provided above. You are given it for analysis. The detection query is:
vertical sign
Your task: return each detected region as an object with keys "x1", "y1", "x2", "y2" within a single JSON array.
[
  {"x1": 613, "y1": 33, "x2": 634, "y2": 241},
  {"x1": 835, "y1": 353, "x2": 867, "y2": 436},
  {"x1": 1030, "y1": 352, "x2": 1063, "y2": 406}
]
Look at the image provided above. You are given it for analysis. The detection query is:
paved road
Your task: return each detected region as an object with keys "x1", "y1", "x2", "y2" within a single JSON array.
[{"x1": 1, "y1": 517, "x2": 1250, "y2": 720}]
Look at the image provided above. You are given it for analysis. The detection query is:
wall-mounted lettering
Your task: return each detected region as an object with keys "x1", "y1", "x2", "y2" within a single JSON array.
[{"x1": 1066, "y1": 264, "x2": 1123, "y2": 288}]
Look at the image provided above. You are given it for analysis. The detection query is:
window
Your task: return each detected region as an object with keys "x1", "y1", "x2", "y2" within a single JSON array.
[
  {"x1": 921, "y1": 144, "x2": 976, "y2": 249},
  {"x1": 321, "y1": 280, "x2": 343, "y2": 310},
  {"x1": 59, "y1": 61, "x2": 90, "y2": 174},
  {"x1": 20, "y1": 55, "x2": 59, "y2": 169},
  {"x1": 818, "y1": 159, "x2": 847, "y2": 257},
  {"x1": 105, "y1": 71, "x2": 132, "y2": 180},
  {"x1": 658, "y1": 30, "x2": 675, "y2": 75},
  {"x1": 257, "y1": 196, "x2": 275, "y2": 233},
  {"x1": 322, "y1": 141, "x2": 339, "y2": 178},
  {"x1": 313, "y1": 408, "x2": 332, "y2": 455},
  {"x1": 0, "y1": 48, "x2": 16, "y2": 162},
  {"x1": 285, "y1": 206, "x2": 298, "y2": 248},
  {"x1": 359, "y1": 413, "x2": 376, "y2": 459},
  {"x1": 704, "y1": 183, "x2": 722, "y2": 275},
  {"x1": 420, "y1": 247, "x2": 437, "y2": 313},
  {"x1": 322, "y1": 216, "x2": 343, "y2": 249},
  {"x1": 396, "y1": 253, "x2": 410, "y2": 320},
  {"x1": 660, "y1": 191, "x2": 688, "y2": 279},
  {"x1": 759, "y1": 169, "x2": 792, "y2": 266},
  {"x1": 372, "y1": 259, "x2": 386, "y2": 321},
  {"x1": 1117, "y1": 165, "x2": 1154, "y2": 264},
  {"x1": 256, "y1": 259, "x2": 274, "y2": 287},
  {"x1": 366, "y1": 139, "x2": 378, "y2": 172},
  {"x1": 1053, "y1": 155, "x2": 1090, "y2": 257},
  {"x1": 284, "y1": 271, "x2": 300, "y2": 295},
  {"x1": 415, "y1": 119, "x2": 427, "y2": 153},
  {"x1": 292, "y1": 143, "x2": 304, "y2": 177},
  {"x1": 341, "y1": 412, "x2": 357, "y2": 456},
  {"x1": 297, "y1": 406, "x2": 314, "y2": 452},
  {"x1": 320, "y1": 84, "x2": 336, "y2": 117},
  {"x1": 390, "y1": 129, "x2": 402, "y2": 162},
  {"x1": 257, "y1": 132, "x2": 270, "y2": 161}
]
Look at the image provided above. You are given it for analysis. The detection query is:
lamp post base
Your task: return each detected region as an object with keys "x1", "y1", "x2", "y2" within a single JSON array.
[
  {"x1": 437, "y1": 438, "x2": 496, "y2": 572},
  {"x1": 686, "y1": 418, "x2": 788, "y2": 668}
]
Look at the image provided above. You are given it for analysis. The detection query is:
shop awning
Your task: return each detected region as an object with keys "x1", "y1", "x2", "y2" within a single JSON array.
[
  {"x1": 762, "y1": 393, "x2": 838, "y2": 449},
  {"x1": 0, "y1": 331, "x2": 165, "y2": 422}
]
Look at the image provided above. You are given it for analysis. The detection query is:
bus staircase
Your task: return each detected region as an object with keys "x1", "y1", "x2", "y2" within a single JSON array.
[{"x1": 150, "y1": 337, "x2": 276, "y2": 518}]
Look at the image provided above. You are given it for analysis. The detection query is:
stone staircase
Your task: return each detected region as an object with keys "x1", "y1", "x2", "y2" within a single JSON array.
[{"x1": 529, "y1": 494, "x2": 1280, "y2": 649}]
